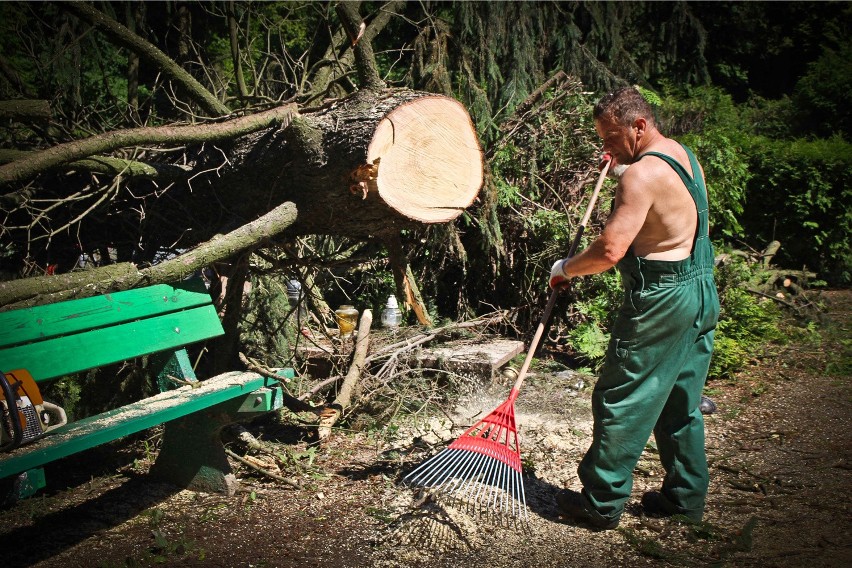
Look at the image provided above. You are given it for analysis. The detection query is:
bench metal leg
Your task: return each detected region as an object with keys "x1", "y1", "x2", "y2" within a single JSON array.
[
  {"x1": 148, "y1": 404, "x2": 239, "y2": 495},
  {"x1": 147, "y1": 387, "x2": 281, "y2": 495}
]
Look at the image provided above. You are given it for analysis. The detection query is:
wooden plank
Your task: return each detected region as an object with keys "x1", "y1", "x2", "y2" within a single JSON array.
[
  {"x1": 0, "y1": 279, "x2": 212, "y2": 349},
  {"x1": 0, "y1": 371, "x2": 277, "y2": 479},
  {"x1": 0, "y1": 305, "x2": 224, "y2": 382}
]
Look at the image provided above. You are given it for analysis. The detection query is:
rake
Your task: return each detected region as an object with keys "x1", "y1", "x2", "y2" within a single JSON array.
[{"x1": 403, "y1": 157, "x2": 612, "y2": 526}]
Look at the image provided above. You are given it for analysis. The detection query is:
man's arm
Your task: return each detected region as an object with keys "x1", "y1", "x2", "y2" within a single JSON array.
[{"x1": 561, "y1": 169, "x2": 652, "y2": 277}]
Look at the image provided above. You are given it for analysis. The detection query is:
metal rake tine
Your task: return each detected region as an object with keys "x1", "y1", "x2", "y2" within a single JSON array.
[
  {"x1": 486, "y1": 460, "x2": 503, "y2": 510},
  {"x1": 403, "y1": 452, "x2": 438, "y2": 485},
  {"x1": 405, "y1": 448, "x2": 454, "y2": 486},
  {"x1": 446, "y1": 450, "x2": 489, "y2": 498},
  {"x1": 471, "y1": 454, "x2": 498, "y2": 506},
  {"x1": 452, "y1": 451, "x2": 489, "y2": 499},
  {"x1": 513, "y1": 468, "x2": 524, "y2": 519},
  {"x1": 512, "y1": 467, "x2": 523, "y2": 518},
  {"x1": 491, "y1": 460, "x2": 507, "y2": 512},
  {"x1": 410, "y1": 448, "x2": 458, "y2": 487},
  {"x1": 517, "y1": 468, "x2": 530, "y2": 524},
  {"x1": 431, "y1": 449, "x2": 479, "y2": 493},
  {"x1": 440, "y1": 449, "x2": 478, "y2": 493}
]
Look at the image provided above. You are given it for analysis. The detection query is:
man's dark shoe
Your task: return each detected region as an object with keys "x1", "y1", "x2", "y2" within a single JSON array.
[
  {"x1": 555, "y1": 489, "x2": 619, "y2": 530},
  {"x1": 641, "y1": 491, "x2": 704, "y2": 522},
  {"x1": 640, "y1": 491, "x2": 673, "y2": 518}
]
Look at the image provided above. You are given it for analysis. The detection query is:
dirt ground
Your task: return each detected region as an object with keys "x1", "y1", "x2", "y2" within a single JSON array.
[{"x1": 1, "y1": 290, "x2": 849, "y2": 568}]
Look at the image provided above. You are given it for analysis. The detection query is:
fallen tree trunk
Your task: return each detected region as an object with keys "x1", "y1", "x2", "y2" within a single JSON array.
[{"x1": 145, "y1": 89, "x2": 483, "y2": 247}]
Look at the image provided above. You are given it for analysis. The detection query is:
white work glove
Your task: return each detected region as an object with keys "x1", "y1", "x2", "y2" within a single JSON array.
[{"x1": 549, "y1": 258, "x2": 569, "y2": 289}]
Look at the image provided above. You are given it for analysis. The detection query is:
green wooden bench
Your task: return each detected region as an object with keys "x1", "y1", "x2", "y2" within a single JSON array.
[{"x1": 0, "y1": 278, "x2": 291, "y2": 500}]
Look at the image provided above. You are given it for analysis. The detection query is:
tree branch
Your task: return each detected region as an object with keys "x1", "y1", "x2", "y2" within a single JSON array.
[
  {"x1": 63, "y1": 1, "x2": 230, "y2": 117},
  {"x1": 227, "y1": 0, "x2": 249, "y2": 100},
  {"x1": 318, "y1": 308, "x2": 373, "y2": 440},
  {"x1": 335, "y1": 2, "x2": 385, "y2": 90},
  {"x1": 0, "y1": 104, "x2": 296, "y2": 187},
  {"x1": 305, "y1": 1, "x2": 401, "y2": 102},
  {"x1": 0, "y1": 149, "x2": 189, "y2": 185},
  {"x1": 0, "y1": 200, "x2": 299, "y2": 310}
]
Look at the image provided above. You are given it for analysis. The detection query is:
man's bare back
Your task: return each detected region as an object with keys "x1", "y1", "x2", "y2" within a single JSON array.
[{"x1": 618, "y1": 138, "x2": 699, "y2": 261}]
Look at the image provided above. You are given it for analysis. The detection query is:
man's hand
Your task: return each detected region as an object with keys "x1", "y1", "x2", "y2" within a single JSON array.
[
  {"x1": 549, "y1": 258, "x2": 570, "y2": 289},
  {"x1": 599, "y1": 152, "x2": 613, "y2": 171}
]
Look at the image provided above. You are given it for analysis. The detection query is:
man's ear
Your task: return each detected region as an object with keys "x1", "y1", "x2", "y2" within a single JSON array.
[{"x1": 634, "y1": 117, "x2": 647, "y2": 137}]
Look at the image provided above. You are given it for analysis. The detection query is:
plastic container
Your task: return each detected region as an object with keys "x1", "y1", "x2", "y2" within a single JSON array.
[
  {"x1": 335, "y1": 305, "x2": 359, "y2": 338},
  {"x1": 381, "y1": 295, "x2": 402, "y2": 328},
  {"x1": 286, "y1": 279, "x2": 306, "y2": 320}
]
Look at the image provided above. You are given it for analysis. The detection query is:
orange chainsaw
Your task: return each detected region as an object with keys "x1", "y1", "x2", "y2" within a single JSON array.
[{"x1": 0, "y1": 369, "x2": 67, "y2": 452}]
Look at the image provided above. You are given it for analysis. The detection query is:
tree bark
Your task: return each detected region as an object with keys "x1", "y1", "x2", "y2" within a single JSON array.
[
  {"x1": 159, "y1": 89, "x2": 483, "y2": 247},
  {"x1": 227, "y1": 1, "x2": 249, "y2": 100}
]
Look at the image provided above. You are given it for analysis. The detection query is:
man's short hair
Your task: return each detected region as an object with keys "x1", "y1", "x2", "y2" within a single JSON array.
[{"x1": 594, "y1": 87, "x2": 656, "y2": 127}]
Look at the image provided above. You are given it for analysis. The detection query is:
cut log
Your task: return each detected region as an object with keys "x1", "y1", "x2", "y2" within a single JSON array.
[
  {"x1": 366, "y1": 96, "x2": 483, "y2": 223},
  {"x1": 141, "y1": 89, "x2": 484, "y2": 248}
]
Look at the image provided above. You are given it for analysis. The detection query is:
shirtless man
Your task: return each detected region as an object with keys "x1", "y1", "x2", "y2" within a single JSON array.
[{"x1": 549, "y1": 87, "x2": 720, "y2": 529}]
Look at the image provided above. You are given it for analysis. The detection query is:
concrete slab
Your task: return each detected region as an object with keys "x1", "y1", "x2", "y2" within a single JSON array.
[{"x1": 415, "y1": 338, "x2": 525, "y2": 381}]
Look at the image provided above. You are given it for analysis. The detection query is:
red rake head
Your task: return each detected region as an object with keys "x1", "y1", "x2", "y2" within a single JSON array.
[
  {"x1": 448, "y1": 395, "x2": 522, "y2": 472},
  {"x1": 402, "y1": 391, "x2": 528, "y2": 527}
]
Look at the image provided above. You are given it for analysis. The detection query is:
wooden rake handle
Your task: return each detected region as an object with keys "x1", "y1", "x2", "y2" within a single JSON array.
[{"x1": 509, "y1": 158, "x2": 612, "y2": 396}]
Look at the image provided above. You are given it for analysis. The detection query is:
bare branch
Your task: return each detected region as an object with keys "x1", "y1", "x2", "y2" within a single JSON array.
[
  {"x1": 0, "y1": 200, "x2": 299, "y2": 310},
  {"x1": 0, "y1": 149, "x2": 189, "y2": 185},
  {"x1": 0, "y1": 105, "x2": 296, "y2": 187},
  {"x1": 318, "y1": 308, "x2": 373, "y2": 439},
  {"x1": 227, "y1": 0, "x2": 249, "y2": 100},
  {"x1": 335, "y1": 2, "x2": 388, "y2": 91}
]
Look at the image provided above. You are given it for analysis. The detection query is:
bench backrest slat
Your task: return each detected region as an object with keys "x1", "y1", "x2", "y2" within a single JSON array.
[
  {"x1": 0, "y1": 280, "x2": 213, "y2": 350},
  {"x1": 0, "y1": 304, "x2": 224, "y2": 382}
]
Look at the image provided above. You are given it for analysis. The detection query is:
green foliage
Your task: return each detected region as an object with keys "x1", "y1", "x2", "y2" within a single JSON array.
[
  {"x1": 740, "y1": 136, "x2": 852, "y2": 284},
  {"x1": 241, "y1": 273, "x2": 295, "y2": 367},
  {"x1": 791, "y1": 38, "x2": 852, "y2": 139},
  {"x1": 709, "y1": 257, "x2": 784, "y2": 380},
  {"x1": 39, "y1": 376, "x2": 83, "y2": 421},
  {"x1": 569, "y1": 322, "x2": 608, "y2": 362},
  {"x1": 739, "y1": 96, "x2": 798, "y2": 139},
  {"x1": 659, "y1": 86, "x2": 750, "y2": 237},
  {"x1": 659, "y1": 85, "x2": 851, "y2": 285},
  {"x1": 567, "y1": 270, "x2": 623, "y2": 365},
  {"x1": 680, "y1": 128, "x2": 749, "y2": 237}
]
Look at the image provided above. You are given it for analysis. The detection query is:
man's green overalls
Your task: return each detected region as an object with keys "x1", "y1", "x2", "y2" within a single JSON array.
[{"x1": 577, "y1": 144, "x2": 720, "y2": 524}]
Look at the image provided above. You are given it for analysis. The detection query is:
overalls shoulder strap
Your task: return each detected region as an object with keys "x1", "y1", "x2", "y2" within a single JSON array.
[
  {"x1": 638, "y1": 146, "x2": 706, "y2": 203},
  {"x1": 638, "y1": 144, "x2": 709, "y2": 238}
]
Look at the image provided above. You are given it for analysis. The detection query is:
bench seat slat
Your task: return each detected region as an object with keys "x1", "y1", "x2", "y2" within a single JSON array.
[
  {"x1": 0, "y1": 280, "x2": 213, "y2": 349},
  {"x1": 0, "y1": 372, "x2": 273, "y2": 478},
  {"x1": 0, "y1": 305, "x2": 224, "y2": 382}
]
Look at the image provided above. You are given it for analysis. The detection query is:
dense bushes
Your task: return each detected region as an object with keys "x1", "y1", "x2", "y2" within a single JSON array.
[{"x1": 740, "y1": 137, "x2": 852, "y2": 284}]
